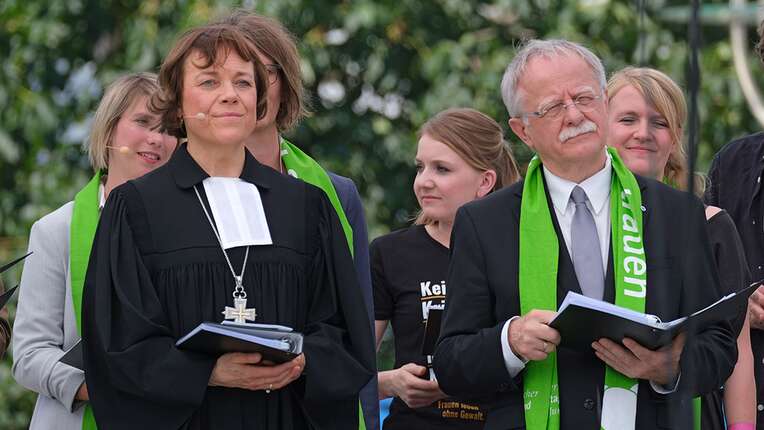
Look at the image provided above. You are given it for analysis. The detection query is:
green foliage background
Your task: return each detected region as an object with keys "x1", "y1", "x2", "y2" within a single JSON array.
[{"x1": 1, "y1": 0, "x2": 762, "y2": 426}]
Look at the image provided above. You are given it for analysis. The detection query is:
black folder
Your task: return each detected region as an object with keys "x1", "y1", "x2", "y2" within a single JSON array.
[
  {"x1": 60, "y1": 340, "x2": 83, "y2": 370},
  {"x1": 420, "y1": 307, "x2": 443, "y2": 381},
  {"x1": 60, "y1": 322, "x2": 303, "y2": 370},
  {"x1": 0, "y1": 252, "x2": 32, "y2": 275},
  {"x1": 0, "y1": 252, "x2": 31, "y2": 311},
  {"x1": 0, "y1": 285, "x2": 18, "y2": 310},
  {"x1": 176, "y1": 322, "x2": 303, "y2": 364},
  {"x1": 421, "y1": 308, "x2": 443, "y2": 356},
  {"x1": 550, "y1": 281, "x2": 759, "y2": 351}
]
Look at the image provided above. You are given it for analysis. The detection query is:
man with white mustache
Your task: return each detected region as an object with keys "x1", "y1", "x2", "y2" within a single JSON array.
[
  {"x1": 433, "y1": 39, "x2": 736, "y2": 429},
  {"x1": 559, "y1": 120, "x2": 598, "y2": 144}
]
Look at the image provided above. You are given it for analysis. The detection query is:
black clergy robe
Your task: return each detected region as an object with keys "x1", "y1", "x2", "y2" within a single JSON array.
[{"x1": 81, "y1": 143, "x2": 375, "y2": 430}]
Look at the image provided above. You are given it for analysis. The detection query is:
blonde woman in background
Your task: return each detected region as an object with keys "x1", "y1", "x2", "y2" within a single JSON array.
[
  {"x1": 12, "y1": 72, "x2": 177, "y2": 430},
  {"x1": 607, "y1": 66, "x2": 755, "y2": 430}
]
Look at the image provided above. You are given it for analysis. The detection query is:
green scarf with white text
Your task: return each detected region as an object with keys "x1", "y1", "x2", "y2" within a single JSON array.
[
  {"x1": 519, "y1": 147, "x2": 647, "y2": 430},
  {"x1": 70, "y1": 172, "x2": 102, "y2": 430}
]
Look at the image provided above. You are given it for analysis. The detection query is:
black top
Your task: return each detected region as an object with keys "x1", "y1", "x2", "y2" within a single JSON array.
[
  {"x1": 705, "y1": 132, "x2": 764, "y2": 426},
  {"x1": 372, "y1": 225, "x2": 486, "y2": 430},
  {"x1": 701, "y1": 209, "x2": 752, "y2": 430},
  {"x1": 707, "y1": 210, "x2": 751, "y2": 332},
  {"x1": 81, "y1": 143, "x2": 375, "y2": 430}
]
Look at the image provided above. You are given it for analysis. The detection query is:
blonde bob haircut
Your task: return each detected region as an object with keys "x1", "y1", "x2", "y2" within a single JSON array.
[
  {"x1": 87, "y1": 72, "x2": 160, "y2": 172},
  {"x1": 607, "y1": 67, "x2": 702, "y2": 193},
  {"x1": 415, "y1": 108, "x2": 520, "y2": 225}
]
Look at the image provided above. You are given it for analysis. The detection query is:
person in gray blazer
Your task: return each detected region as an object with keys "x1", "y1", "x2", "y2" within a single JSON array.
[{"x1": 12, "y1": 72, "x2": 177, "y2": 429}]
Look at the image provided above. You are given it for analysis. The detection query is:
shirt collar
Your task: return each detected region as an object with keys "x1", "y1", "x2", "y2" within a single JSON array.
[
  {"x1": 543, "y1": 149, "x2": 612, "y2": 216},
  {"x1": 169, "y1": 142, "x2": 273, "y2": 190},
  {"x1": 98, "y1": 182, "x2": 106, "y2": 210}
]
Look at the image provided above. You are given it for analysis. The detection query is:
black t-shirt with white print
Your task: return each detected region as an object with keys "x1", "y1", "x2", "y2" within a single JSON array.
[{"x1": 372, "y1": 225, "x2": 486, "y2": 430}]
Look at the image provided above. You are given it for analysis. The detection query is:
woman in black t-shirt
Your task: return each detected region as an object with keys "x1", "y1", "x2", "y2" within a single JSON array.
[{"x1": 372, "y1": 108, "x2": 520, "y2": 429}]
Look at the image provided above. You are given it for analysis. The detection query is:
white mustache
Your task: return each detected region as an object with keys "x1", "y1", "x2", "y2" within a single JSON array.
[{"x1": 558, "y1": 121, "x2": 597, "y2": 143}]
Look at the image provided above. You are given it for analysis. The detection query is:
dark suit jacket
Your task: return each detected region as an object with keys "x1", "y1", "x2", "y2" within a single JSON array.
[
  {"x1": 705, "y1": 132, "x2": 764, "y2": 428},
  {"x1": 433, "y1": 175, "x2": 737, "y2": 430},
  {"x1": 328, "y1": 172, "x2": 379, "y2": 430}
]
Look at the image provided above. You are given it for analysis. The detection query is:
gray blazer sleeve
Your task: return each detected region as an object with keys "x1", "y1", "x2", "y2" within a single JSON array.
[{"x1": 12, "y1": 202, "x2": 85, "y2": 413}]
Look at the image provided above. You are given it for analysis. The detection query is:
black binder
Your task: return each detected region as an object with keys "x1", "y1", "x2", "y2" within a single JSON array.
[
  {"x1": 60, "y1": 340, "x2": 83, "y2": 370},
  {"x1": 60, "y1": 322, "x2": 303, "y2": 370},
  {"x1": 0, "y1": 252, "x2": 31, "y2": 310},
  {"x1": 421, "y1": 308, "x2": 443, "y2": 356},
  {"x1": 550, "y1": 281, "x2": 759, "y2": 351},
  {"x1": 0, "y1": 285, "x2": 18, "y2": 310},
  {"x1": 421, "y1": 307, "x2": 443, "y2": 381},
  {"x1": 0, "y1": 252, "x2": 32, "y2": 275},
  {"x1": 176, "y1": 322, "x2": 303, "y2": 364}
]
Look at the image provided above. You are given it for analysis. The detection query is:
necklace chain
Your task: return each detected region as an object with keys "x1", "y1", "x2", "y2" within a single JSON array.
[{"x1": 193, "y1": 185, "x2": 250, "y2": 298}]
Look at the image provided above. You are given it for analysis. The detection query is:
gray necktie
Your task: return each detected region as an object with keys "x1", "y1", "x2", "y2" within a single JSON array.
[{"x1": 570, "y1": 186, "x2": 604, "y2": 300}]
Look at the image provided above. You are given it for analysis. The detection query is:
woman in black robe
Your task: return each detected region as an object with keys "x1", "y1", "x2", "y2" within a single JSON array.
[{"x1": 81, "y1": 22, "x2": 374, "y2": 430}]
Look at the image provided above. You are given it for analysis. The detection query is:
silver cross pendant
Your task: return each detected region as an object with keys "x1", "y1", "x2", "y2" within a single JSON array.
[{"x1": 222, "y1": 297, "x2": 257, "y2": 324}]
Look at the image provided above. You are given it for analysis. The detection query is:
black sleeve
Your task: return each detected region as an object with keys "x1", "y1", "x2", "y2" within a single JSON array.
[
  {"x1": 82, "y1": 185, "x2": 215, "y2": 430},
  {"x1": 298, "y1": 189, "x2": 375, "y2": 428},
  {"x1": 703, "y1": 152, "x2": 721, "y2": 207},
  {"x1": 678, "y1": 196, "x2": 738, "y2": 396},
  {"x1": 707, "y1": 210, "x2": 751, "y2": 334},
  {"x1": 433, "y1": 206, "x2": 515, "y2": 398},
  {"x1": 370, "y1": 239, "x2": 394, "y2": 321}
]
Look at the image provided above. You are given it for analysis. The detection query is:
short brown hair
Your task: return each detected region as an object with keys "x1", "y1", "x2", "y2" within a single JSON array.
[
  {"x1": 415, "y1": 108, "x2": 521, "y2": 225},
  {"x1": 152, "y1": 23, "x2": 269, "y2": 138},
  {"x1": 215, "y1": 11, "x2": 309, "y2": 131},
  {"x1": 88, "y1": 72, "x2": 160, "y2": 172}
]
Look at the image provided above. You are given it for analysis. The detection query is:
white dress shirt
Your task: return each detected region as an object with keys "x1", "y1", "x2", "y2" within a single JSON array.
[
  {"x1": 543, "y1": 155, "x2": 612, "y2": 269},
  {"x1": 99, "y1": 182, "x2": 106, "y2": 209},
  {"x1": 498, "y1": 151, "x2": 677, "y2": 393}
]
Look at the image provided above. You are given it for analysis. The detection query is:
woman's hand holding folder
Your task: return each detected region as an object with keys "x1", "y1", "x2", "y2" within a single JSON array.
[{"x1": 208, "y1": 352, "x2": 305, "y2": 392}]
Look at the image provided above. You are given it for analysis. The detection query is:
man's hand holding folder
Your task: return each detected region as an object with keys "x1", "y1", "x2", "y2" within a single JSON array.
[
  {"x1": 510, "y1": 280, "x2": 758, "y2": 387},
  {"x1": 507, "y1": 310, "x2": 560, "y2": 362},
  {"x1": 592, "y1": 333, "x2": 686, "y2": 386}
]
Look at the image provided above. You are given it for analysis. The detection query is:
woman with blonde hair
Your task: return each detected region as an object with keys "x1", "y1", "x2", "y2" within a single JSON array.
[
  {"x1": 372, "y1": 108, "x2": 519, "y2": 429},
  {"x1": 12, "y1": 72, "x2": 177, "y2": 430},
  {"x1": 607, "y1": 66, "x2": 755, "y2": 430}
]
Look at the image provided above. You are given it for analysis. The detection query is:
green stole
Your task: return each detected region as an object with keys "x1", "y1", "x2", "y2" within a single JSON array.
[
  {"x1": 69, "y1": 172, "x2": 102, "y2": 430},
  {"x1": 519, "y1": 148, "x2": 647, "y2": 430},
  {"x1": 279, "y1": 138, "x2": 365, "y2": 430},
  {"x1": 279, "y1": 138, "x2": 354, "y2": 256}
]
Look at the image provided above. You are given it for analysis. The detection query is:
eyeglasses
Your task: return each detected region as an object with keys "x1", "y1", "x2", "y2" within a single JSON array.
[
  {"x1": 265, "y1": 64, "x2": 281, "y2": 85},
  {"x1": 524, "y1": 93, "x2": 603, "y2": 120}
]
